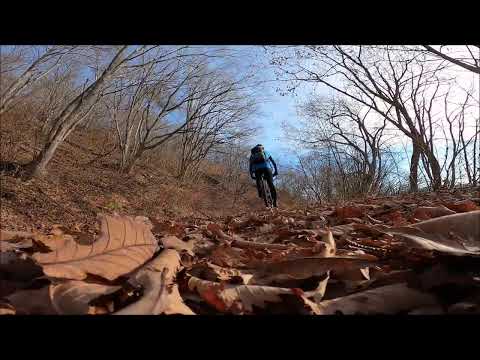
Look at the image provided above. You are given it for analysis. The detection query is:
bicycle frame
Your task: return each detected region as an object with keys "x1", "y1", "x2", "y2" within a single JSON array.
[{"x1": 258, "y1": 173, "x2": 275, "y2": 208}]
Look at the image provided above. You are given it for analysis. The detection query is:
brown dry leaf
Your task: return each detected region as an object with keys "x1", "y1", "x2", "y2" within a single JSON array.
[
  {"x1": 412, "y1": 206, "x2": 456, "y2": 220},
  {"x1": 445, "y1": 200, "x2": 478, "y2": 213},
  {"x1": 408, "y1": 305, "x2": 445, "y2": 315},
  {"x1": 7, "y1": 286, "x2": 58, "y2": 315},
  {"x1": 0, "y1": 300, "x2": 16, "y2": 315},
  {"x1": 209, "y1": 245, "x2": 251, "y2": 268},
  {"x1": 388, "y1": 211, "x2": 480, "y2": 255},
  {"x1": 33, "y1": 232, "x2": 75, "y2": 252},
  {"x1": 206, "y1": 223, "x2": 234, "y2": 244},
  {"x1": 0, "y1": 230, "x2": 35, "y2": 242},
  {"x1": 1, "y1": 240, "x2": 33, "y2": 252},
  {"x1": 1, "y1": 230, "x2": 35, "y2": 252},
  {"x1": 332, "y1": 250, "x2": 371, "y2": 281},
  {"x1": 251, "y1": 257, "x2": 377, "y2": 284},
  {"x1": 32, "y1": 214, "x2": 159, "y2": 281},
  {"x1": 259, "y1": 223, "x2": 274, "y2": 233},
  {"x1": 49, "y1": 281, "x2": 121, "y2": 315},
  {"x1": 447, "y1": 302, "x2": 480, "y2": 314},
  {"x1": 351, "y1": 223, "x2": 386, "y2": 237},
  {"x1": 327, "y1": 224, "x2": 356, "y2": 236},
  {"x1": 160, "y1": 235, "x2": 195, "y2": 254},
  {"x1": 0, "y1": 255, "x2": 44, "y2": 282},
  {"x1": 303, "y1": 273, "x2": 330, "y2": 303},
  {"x1": 231, "y1": 238, "x2": 292, "y2": 251},
  {"x1": 316, "y1": 283, "x2": 439, "y2": 315},
  {"x1": 334, "y1": 206, "x2": 365, "y2": 219},
  {"x1": 187, "y1": 275, "x2": 297, "y2": 314},
  {"x1": 385, "y1": 210, "x2": 408, "y2": 226},
  {"x1": 115, "y1": 249, "x2": 194, "y2": 315},
  {"x1": 151, "y1": 220, "x2": 186, "y2": 238},
  {"x1": 189, "y1": 262, "x2": 252, "y2": 284}
]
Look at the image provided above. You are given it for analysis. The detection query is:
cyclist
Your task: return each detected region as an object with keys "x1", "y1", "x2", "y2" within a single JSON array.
[{"x1": 249, "y1": 144, "x2": 278, "y2": 207}]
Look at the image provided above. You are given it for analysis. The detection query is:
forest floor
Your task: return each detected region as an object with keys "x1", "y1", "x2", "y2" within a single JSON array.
[
  {"x1": 2, "y1": 114, "x2": 480, "y2": 315},
  {"x1": 2, "y1": 179, "x2": 480, "y2": 314}
]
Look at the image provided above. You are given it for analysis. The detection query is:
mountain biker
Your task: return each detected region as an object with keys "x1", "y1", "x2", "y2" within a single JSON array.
[{"x1": 249, "y1": 144, "x2": 278, "y2": 207}]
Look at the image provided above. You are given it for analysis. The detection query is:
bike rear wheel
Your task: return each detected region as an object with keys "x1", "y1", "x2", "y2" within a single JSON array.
[{"x1": 261, "y1": 176, "x2": 273, "y2": 208}]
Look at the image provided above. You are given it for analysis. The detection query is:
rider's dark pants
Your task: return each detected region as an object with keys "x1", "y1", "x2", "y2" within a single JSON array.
[{"x1": 254, "y1": 168, "x2": 277, "y2": 206}]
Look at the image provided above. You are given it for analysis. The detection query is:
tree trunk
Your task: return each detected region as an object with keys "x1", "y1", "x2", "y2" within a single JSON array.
[
  {"x1": 24, "y1": 136, "x2": 63, "y2": 178},
  {"x1": 120, "y1": 152, "x2": 140, "y2": 174},
  {"x1": 409, "y1": 143, "x2": 420, "y2": 192},
  {"x1": 23, "y1": 46, "x2": 128, "y2": 179},
  {"x1": 424, "y1": 149, "x2": 442, "y2": 190}
]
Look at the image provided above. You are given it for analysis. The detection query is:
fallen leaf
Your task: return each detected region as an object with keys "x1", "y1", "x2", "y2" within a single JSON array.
[
  {"x1": 331, "y1": 250, "x2": 371, "y2": 281},
  {"x1": 189, "y1": 262, "x2": 252, "y2": 284},
  {"x1": 388, "y1": 211, "x2": 480, "y2": 255},
  {"x1": 115, "y1": 249, "x2": 194, "y2": 315},
  {"x1": 316, "y1": 283, "x2": 439, "y2": 314},
  {"x1": 0, "y1": 300, "x2": 15, "y2": 315},
  {"x1": 0, "y1": 255, "x2": 44, "y2": 282},
  {"x1": 445, "y1": 200, "x2": 478, "y2": 213},
  {"x1": 232, "y1": 238, "x2": 292, "y2": 251},
  {"x1": 250, "y1": 257, "x2": 377, "y2": 285},
  {"x1": 0, "y1": 230, "x2": 35, "y2": 252},
  {"x1": 259, "y1": 223, "x2": 274, "y2": 233},
  {"x1": 334, "y1": 206, "x2": 364, "y2": 219},
  {"x1": 151, "y1": 220, "x2": 186, "y2": 238},
  {"x1": 447, "y1": 302, "x2": 480, "y2": 314},
  {"x1": 49, "y1": 281, "x2": 121, "y2": 315},
  {"x1": 412, "y1": 206, "x2": 456, "y2": 220},
  {"x1": 32, "y1": 214, "x2": 159, "y2": 281},
  {"x1": 187, "y1": 275, "x2": 298, "y2": 314},
  {"x1": 408, "y1": 305, "x2": 445, "y2": 314},
  {"x1": 160, "y1": 235, "x2": 195, "y2": 254},
  {"x1": 385, "y1": 210, "x2": 408, "y2": 226},
  {"x1": 33, "y1": 233, "x2": 75, "y2": 252},
  {"x1": 0, "y1": 230, "x2": 35, "y2": 242},
  {"x1": 303, "y1": 273, "x2": 330, "y2": 303},
  {"x1": 7, "y1": 287, "x2": 58, "y2": 315}
]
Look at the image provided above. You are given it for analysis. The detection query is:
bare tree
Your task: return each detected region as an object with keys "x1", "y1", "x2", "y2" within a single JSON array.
[
  {"x1": 23, "y1": 45, "x2": 161, "y2": 178},
  {"x1": 295, "y1": 96, "x2": 389, "y2": 194},
  {"x1": 0, "y1": 46, "x2": 80, "y2": 115},
  {"x1": 176, "y1": 71, "x2": 257, "y2": 181},
  {"x1": 212, "y1": 143, "x2": 252, "y2": 207},
  {"x1": 269, "y1": 45, "x2": 459, "y2": 191},
  {"x1": 107, "y1": 53, "x2": 220, "y2": 174},
  {"x1": 422, "y1": 45, "x2": 480, "y2": 74}
]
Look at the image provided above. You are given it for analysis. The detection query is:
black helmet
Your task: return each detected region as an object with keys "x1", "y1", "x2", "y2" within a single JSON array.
[{"x1": 251, "y1": 144, "x2": 263, "y2": 154}]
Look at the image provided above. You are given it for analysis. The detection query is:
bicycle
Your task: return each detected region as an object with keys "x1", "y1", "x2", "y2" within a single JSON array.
[{"x1": 258, "y1": 172, "x2": 276, "y2": 208}]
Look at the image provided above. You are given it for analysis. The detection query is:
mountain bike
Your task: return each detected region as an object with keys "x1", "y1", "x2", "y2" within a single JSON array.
[{"x1": 258, "y1": 173, "x2": 276, "y2": 208}]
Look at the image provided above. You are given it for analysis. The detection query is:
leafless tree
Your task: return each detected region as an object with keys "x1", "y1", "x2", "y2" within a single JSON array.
[
  {"x1": 269, "y1": 45, "x2": 462, "y2": 191},
  {"x1": 422, "y1": 45, "x2": 480, "y2": 74},
  {"x1": 107, "y1": 53, "x2": 220, "y2": 173},
  {"x1": 294, "y1": 96, "x2": 390, "y2": 194},
  {"x1": 176, "y1": 71, "x2": 257, "y2": 181},
  {"x1": 212, "y1": 143, "x2": 252, "y2": 206},
  {"x1": 0, "y1": 46, "x2": 81, "y2": 115},
  {"x1": 440, "y1": 88, "x2": 479, "y2": 187},
  {"x1": 23, "y1": 45, "x2": 162, "y2": 178}
]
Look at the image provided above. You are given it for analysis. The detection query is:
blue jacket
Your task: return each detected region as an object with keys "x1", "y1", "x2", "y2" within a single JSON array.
[{"x1": 249, "y1": 150, "x2": 278, "y2": 174}]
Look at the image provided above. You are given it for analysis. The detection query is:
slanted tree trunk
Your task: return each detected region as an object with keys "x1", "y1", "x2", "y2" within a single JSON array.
[{"x1": 24, "y1": 46, "x2": 128, "y2": 179}]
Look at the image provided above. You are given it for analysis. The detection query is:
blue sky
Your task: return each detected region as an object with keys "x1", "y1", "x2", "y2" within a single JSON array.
[
  {"x1": 234, "y1": 46, "x2": 479, "y2": 180},
  {"x1": 226, "y1": 46, "x2": 315, "y2": 167}
]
